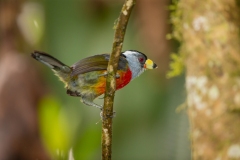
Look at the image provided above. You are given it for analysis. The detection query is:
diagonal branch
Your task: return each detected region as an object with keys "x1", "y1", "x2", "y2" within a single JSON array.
[{"x1": 101, "y1": 0, "x2": 136, "y2": 160}]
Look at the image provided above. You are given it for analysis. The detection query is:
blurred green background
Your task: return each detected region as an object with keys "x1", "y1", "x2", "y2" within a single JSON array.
[{"x1": 15, "y1": 0, "x2": 190, "y2": 159}]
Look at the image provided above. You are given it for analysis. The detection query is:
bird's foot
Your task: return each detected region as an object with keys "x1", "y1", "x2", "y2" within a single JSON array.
[{"x1": 100, "y1": 109, "x2": 116, "y2": 120}]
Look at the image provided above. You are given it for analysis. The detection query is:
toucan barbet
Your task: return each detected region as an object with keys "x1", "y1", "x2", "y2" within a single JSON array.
[{"x1": 31, "y1": 50, "x2": 157, "y2": 109}]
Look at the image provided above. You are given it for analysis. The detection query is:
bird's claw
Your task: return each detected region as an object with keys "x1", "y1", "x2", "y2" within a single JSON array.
[{"x1": 100, "y1": 110, "x2": 116, "y2": 120}]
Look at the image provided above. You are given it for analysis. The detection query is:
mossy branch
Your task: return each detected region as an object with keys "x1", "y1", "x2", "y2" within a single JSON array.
[{"x1": 101, "y1": 0, "x2": 136, "y2": 160}]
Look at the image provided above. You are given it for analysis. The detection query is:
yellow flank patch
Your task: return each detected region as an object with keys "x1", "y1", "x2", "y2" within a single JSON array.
[{"x1": 93, "y1": 76, "x2": 106, "y2": 95}]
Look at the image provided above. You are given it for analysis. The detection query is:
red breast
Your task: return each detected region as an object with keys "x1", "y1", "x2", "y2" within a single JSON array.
[{"x1": 93, "y1": 68, "x2": 132, "y2": 95}]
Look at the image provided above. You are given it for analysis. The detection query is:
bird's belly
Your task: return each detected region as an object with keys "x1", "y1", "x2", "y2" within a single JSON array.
[{"x1": 68, "y1": 68, "x2": 132, "y2": 98}]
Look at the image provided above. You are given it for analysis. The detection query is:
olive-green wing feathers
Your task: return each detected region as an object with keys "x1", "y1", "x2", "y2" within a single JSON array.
[{"x1": 71, "y1": 54, "x2": 128, "y2": 76}]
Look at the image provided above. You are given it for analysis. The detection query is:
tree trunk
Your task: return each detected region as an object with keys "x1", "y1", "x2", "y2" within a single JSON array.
[
  {"x1": 0, "y1": 0, "x2": 50, "y2": 159},
  {"x1": 178, "y1": 0, "x2": 240, "y2": 159}
]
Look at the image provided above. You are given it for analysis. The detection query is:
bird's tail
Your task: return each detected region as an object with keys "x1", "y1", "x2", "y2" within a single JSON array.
[{"x1": 31, "y1": 50, "x2": 72, "y2": 84}]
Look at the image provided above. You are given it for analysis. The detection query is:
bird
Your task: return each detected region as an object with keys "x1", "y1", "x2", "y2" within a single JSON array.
[{"x1": 31, "y1": 50, "x2": 157, "y2": 109}]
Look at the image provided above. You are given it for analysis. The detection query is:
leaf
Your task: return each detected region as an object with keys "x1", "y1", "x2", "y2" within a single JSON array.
[{"x1": 167, "y1": 53, "x2": 184, "y2": 78}]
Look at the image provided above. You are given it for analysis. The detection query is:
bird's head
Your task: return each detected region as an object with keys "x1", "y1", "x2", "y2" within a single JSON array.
[{"x1": 122, "y1": 50, "x2": 157, "y2": 80}]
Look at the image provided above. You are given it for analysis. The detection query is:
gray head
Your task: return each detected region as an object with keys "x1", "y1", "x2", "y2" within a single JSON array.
[{"x1": 122, "y1": 50, "x2": 157, "y2": 80}]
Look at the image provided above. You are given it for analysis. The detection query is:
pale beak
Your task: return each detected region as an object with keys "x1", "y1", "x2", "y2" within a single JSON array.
[{"x1": 144, "y1": 59, "x2": 158, "y2": 69}]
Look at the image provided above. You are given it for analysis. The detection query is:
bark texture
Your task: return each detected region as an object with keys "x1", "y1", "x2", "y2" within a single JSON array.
[
  {"x1": 101, "y1": 0, "x2": 135, "y2": 160},
  {"x1": 178, "y1": 0, "x2": 240, "y2": 159}
]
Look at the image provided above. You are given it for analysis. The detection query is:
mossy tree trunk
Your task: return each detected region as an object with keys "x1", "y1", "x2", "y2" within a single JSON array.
[{"x1": 176, "y1": 0, "x2": 240, "y2": 159}]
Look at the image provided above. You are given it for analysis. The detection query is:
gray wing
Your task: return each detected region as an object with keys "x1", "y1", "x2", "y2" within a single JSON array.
[{"x1": 71, "y1": 54, "x2": 128, "y2": 76}]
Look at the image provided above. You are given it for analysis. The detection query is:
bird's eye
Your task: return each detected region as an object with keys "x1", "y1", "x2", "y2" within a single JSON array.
[{"x1": 138, "y1": 57, "x2": 145, "y2": 63}]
